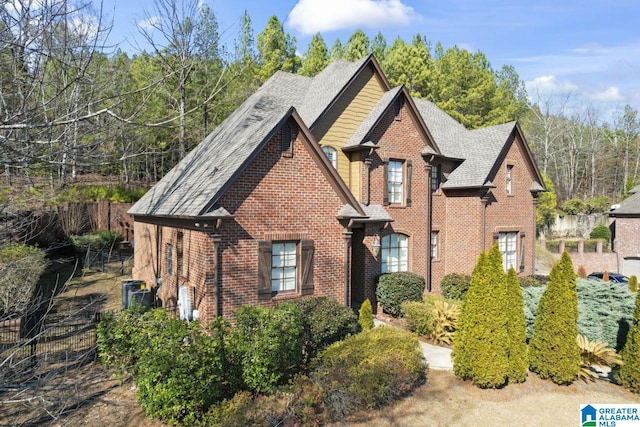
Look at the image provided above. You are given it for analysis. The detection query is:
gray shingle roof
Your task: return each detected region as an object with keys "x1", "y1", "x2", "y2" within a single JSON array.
[
  {"x1": 609, "y1": 192, "x2": 640, "y2": 216},
  {"x1": 413, "y1": 98, "x2": 519, "y2": 189},
  {"x1": 129, "y1": 73, "x2": 304, "y2": 217}
]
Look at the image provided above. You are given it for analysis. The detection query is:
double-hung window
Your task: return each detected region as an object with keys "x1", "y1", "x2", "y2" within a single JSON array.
[
  {"x1": 498, "y1": 232, "x2": 518, "y2": 271},
  {"x1": 271, "y1": 242, "x2": 297, "y2": 292},
  {"x1": 388, "y1": 160, "x2": 404, "y2": 204},
  {"x1": 381, "y1": 233, "x2": 409, "y2": 273},
  {"x1": 431, "y1": 231, "x2": 439, "y2": 260}
]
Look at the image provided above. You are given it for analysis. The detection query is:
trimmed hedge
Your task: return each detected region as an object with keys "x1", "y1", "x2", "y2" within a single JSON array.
[
  {"x1": 312, "y1": 326, "x2": 425, "y2": 419},
  {"x1": 287, "y1": 297, "x2": 358, "y2": 364},
  {"x1": 440, "y1": 273, "x2": 471, "y2": 300},
  {"x1": 376, "y1": 272, "x2": 425, "y2": 317}
]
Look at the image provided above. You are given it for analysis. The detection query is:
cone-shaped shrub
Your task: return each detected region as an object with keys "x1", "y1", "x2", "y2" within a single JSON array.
[
  {"x1": 616, "y1": 291, "x2": 640, "y2": 392},
  {"x1": 505, "y1": 267, "x2": 528, "y2": 383},
  {"x1": 453, "y1": 246, "x2": 509, "y2": 388},
  {"x1": 629, "y1": 275, "x2": 638, "y2": 293},
  {"x1": 358, "y1": 299, "x2": 374, "y2": 331},
  {"x1": 529, "y1": 251, "x2": 581, "y2": 384}
]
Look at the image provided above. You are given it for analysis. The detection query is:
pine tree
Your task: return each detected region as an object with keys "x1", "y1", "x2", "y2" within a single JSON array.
[
  {"x1": 615, "y1": 291, "x2": 640, "y2": 392},
  {"x1": 256, "y1": 15, "x2": 300, "y2": 82},
  {"x1": 453, "y1": 246, "x2": 509, "y2": 388},
  {"x1": 343, "y1": 29, "x2": 370, "y2": 61},
  {"x1": 529, "y1": 252, "x2": 581, "y2": 384},
  {"x1": 505, "y1": 267, "x2": 528, "y2": 383},
  {"x1": 298, "y1": 33, "x2": 329, "y2": 77}
]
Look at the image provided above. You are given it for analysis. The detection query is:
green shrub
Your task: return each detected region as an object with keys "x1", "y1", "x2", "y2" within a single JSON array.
[
  {"x1": 312, "y1": 326, "x2": 425, "y2": 419},
  {"x1": 586, "y1": 196, "x2": 612, "y2": 214},
  {"x1": 440, "y1": 273, "x2": 471, "y2": 300},
  {"x1": 135, "y1": 315, "x2": 228, "y2": 425},
  {"x1": 505, "y1": 268, "x2": 528, "y2": 383},
  {"x1": 630, "y1": 276, "x2": 638, "y2": 293},
  {"x1": 71, "y1": 229, "x2": 123, "y2": 252},
  {"x1": 564, "y1": 240, "x2": 579, "y2": 253},
  {"x1": 229, "y1": 304, "x2": 304, "y2": 393},
  {"x1": 375, "y1": 272, "x2": 425, "y2": 317},
  {"x1": 358, "y1": 299, "x2": 374, "y2": 331},
  {"x1": 545, "y1": 240, "x2": 561, "y2": 253},
  {"x1": 401, "y1": 297, "x2": 439, "y2": 336},
  {"x1": 518, "y1": 275, "x2": 544, "y2": 288},
  {"x1": 287, "y1": 297, "x2": 357, "y2": 364},
  {"x1": 562, "y1": 198, "x2": 587, "y2": 215},
  {"x1": 453, "y1": 246, "x2": 510, "y2": 388},
  {"x1": 589, "y1": 223, "x2": 611, "y2": 244},
  {"x1": 96, "y1": 306, "x2": 149, "y2": 372},
  {"x1": 529, "y1": 252, "x2": 581, "y2": 385},
  {"x1": 616, "y1": 292, "x2": 640, "y2": 393},
  {"x1": 0, "y1": 244, "x2": 47, "y2": 315}
]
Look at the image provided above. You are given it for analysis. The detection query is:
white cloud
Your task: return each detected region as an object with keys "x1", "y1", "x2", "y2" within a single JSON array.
[
  {"x1": 138, "y1": 16, "x2": 159, "y2": 31},
  {"x1": 590, "y1": 86, "x2": 624, "y2": 103},
  {"x1": 286, "y1": 0, "x2": 417, "y2": 35},
  {"x1": 526, "y1": 75, "x2": 579, "y2": 98}
]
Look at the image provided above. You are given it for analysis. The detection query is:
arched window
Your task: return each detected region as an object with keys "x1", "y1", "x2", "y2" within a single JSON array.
[
  {"x1": 381, "y1": 233, "x2": 409, "y2": 273},
  {"x1": 322, "y1": 146, "x2": 337, "y2": 168}
]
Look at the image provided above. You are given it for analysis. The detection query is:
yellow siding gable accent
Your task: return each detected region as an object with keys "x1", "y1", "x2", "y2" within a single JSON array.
[{"x1": 314, "y1": 66, "x2": 385, "y2": 196}]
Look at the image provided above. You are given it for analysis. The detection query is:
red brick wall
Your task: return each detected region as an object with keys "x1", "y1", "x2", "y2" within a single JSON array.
[
  {"x1": 613, "y1": 218, "x2": 640, "y2": 259},
  {"x1": 363, "y1": 99, "x2": 431, "y2": 292}
]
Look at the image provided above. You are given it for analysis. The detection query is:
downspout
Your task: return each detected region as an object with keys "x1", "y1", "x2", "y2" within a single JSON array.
[
  {"x1": 425, "y1": 161, "x2": 433, "y2": 292},
  {"x1": 532, "y1": 195, "x2": 538, "y2": 275},
  {"x1": 343, "y1": 229, "x2": 353, "y2": 307},
  {"x1": 481, "y1": 191, "x2": 490, "y2": 252}
]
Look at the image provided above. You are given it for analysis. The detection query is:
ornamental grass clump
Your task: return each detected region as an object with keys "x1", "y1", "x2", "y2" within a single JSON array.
[{"x1": 529, "y1": 252, "x2": 581, "y2": 385}]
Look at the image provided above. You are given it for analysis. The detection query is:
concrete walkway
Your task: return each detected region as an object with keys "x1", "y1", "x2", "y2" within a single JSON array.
[{"x1": 374, "y1": 318, "x2": 453, "y2": 370}]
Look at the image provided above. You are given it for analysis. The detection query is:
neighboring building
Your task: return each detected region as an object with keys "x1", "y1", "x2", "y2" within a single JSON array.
[
  {"x1": 128, "y1": 55, "x2": 545, "y2": 322},
  {"x1": 609, "y1": 187, "x2": 640, "y2": 277}
]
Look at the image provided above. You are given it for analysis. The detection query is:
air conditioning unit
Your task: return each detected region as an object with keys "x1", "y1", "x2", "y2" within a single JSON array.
[
  {"x1": 121, "y1": 280, "x2": 145, "y2": 309},
  {"x1": 178, "y1": 286, "x2": 192, "y2": 321},
  {"x1": 129, "y1": 289, "x2": 153, "y2": 309}
]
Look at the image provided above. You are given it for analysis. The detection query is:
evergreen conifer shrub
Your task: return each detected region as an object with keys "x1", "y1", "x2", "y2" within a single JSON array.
[
  {"x1": 505, "y1": 267, "x2": 528, "y2": 383},
  {"x1": 358, "y1": 299, "x2": 374, "y2": 331},
  {"x1": 452, "y1": 246, "x2": 510, "y2": 388},
  {"x1": 529, "y1": 252, "x2": 581, "y2": 384},
  {"x1": 616, "y1": 291, "x2": 640, "y2": 393},
  {"x1": 629, "y1": 275, "x2": 638, "y2": 293}
]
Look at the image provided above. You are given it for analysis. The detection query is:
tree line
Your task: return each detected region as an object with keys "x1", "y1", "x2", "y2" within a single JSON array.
[{"x1": 1, "y1": 0, "x2": 638, "y2": 206}]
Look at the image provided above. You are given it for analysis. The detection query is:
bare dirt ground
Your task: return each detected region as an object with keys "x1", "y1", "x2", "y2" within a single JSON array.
[{"x1": 3, "y1": 262, "x2": 639, "y2": 426}]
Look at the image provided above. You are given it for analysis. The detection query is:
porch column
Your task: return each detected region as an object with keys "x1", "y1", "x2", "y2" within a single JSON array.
[{"x1": 343, "y1": 230, "x2": 353, "y2": 307}]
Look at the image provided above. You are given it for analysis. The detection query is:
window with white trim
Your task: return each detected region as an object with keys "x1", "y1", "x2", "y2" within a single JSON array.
[
  {"x1": 271, "y1": 242, "x2": 297, "y2": 292},
  {"x1": 388, "y1": 160, "x2": 404, "y2": 204},
  {"x1": 322, "y1": 146, "x2": 337, "y2": 168},
  {"x1": 431, "y1": 231, "x2": 439, "y2": 260},
  {"x1": 381, "y1": 233, "x2": 409, "y2": 273},
  {"x1": 506, "y1": 165, "x2": 513, "y2": 195},
  {"x1": 498, "y1": 232, "x2": 518, "y2": 271}
]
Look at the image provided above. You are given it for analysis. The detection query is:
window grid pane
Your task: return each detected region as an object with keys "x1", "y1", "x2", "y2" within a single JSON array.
[
  {"x1": 499, "y1": 232, "x2": 517, "y2": 271},
  {"x1": 272, "y1": 242, "x2": 297, "y2": 292},
  {"x1": 431, "y1": 165, "x2": 439, "y2": 192},
  {"x1": 388, "y1": 161, "x2": 403, "y2": 204},
  {"x1": 431, "y1": 232, "x2": 438, "y2": 259},
  {"x1": 381, "y1": 233, "x2": 408, "y2": 274}
]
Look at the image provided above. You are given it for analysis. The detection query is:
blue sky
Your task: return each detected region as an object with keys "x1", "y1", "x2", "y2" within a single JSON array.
[{"x1": 104, "y1": 0, "x2": 640, "y2": 122}]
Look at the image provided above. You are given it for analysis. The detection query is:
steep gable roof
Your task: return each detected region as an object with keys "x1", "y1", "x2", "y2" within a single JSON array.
[{"x1": 129, "y1": 71, "x2": 364, "y2": 219}]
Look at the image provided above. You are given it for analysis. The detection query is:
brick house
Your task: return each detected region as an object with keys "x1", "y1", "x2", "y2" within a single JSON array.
[
  {"x1": 609, "y1": 187, "x2": 640, "y2": 277},
  {"x1": 129, "y1": 55, "x2": 545, "y2": 322}
]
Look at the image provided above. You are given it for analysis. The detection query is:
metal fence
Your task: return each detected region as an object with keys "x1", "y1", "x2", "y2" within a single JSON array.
[{"x1": 0, "y1": 311, "x2": 99, "y2": 369}]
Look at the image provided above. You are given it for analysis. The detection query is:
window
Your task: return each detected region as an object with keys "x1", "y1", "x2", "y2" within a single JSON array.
[
  {"x1": 258, "y1": 239, "x2": 314, "y2": 298},
  {"x1": 388, "y1": 160, "x2": 404, "y2": 204},
  {"x1": 271, "y1": 242, "x2": 297, "y2": 292},
  {"x1": 322, "y1": 146, "x2": 337, "y2": 168},
  {"x1": 431, "y1": 231, "x2": 439, "y2": 260},
  {"x1": 381, "y1": 233, "x2": 409, "y2": 273},
  {"x1": 431, "y1": 164, "x2": 440, "y2": 192},
  {"x1": 498, "y1": 232, "x2": 517, "y2": 271},
  {"x1": 166, "y1": 243, "x2": 173, "y2": 276},
  {"x1": 176, "y1": 232, "x2": 183, "y2": 277},
  {"x1": 506, "y1": 165, "x2": 513, "y2": 195}
]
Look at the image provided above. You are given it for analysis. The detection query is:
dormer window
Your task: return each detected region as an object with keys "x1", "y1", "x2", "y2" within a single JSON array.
[{"x1": 322, "y1": 146, "x2": 337, "y2": 168}]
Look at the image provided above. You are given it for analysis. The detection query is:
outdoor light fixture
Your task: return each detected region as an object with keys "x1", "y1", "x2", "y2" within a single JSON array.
[{"x1": 371, "y1": 234, "x2": 381, "y2": 257}]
